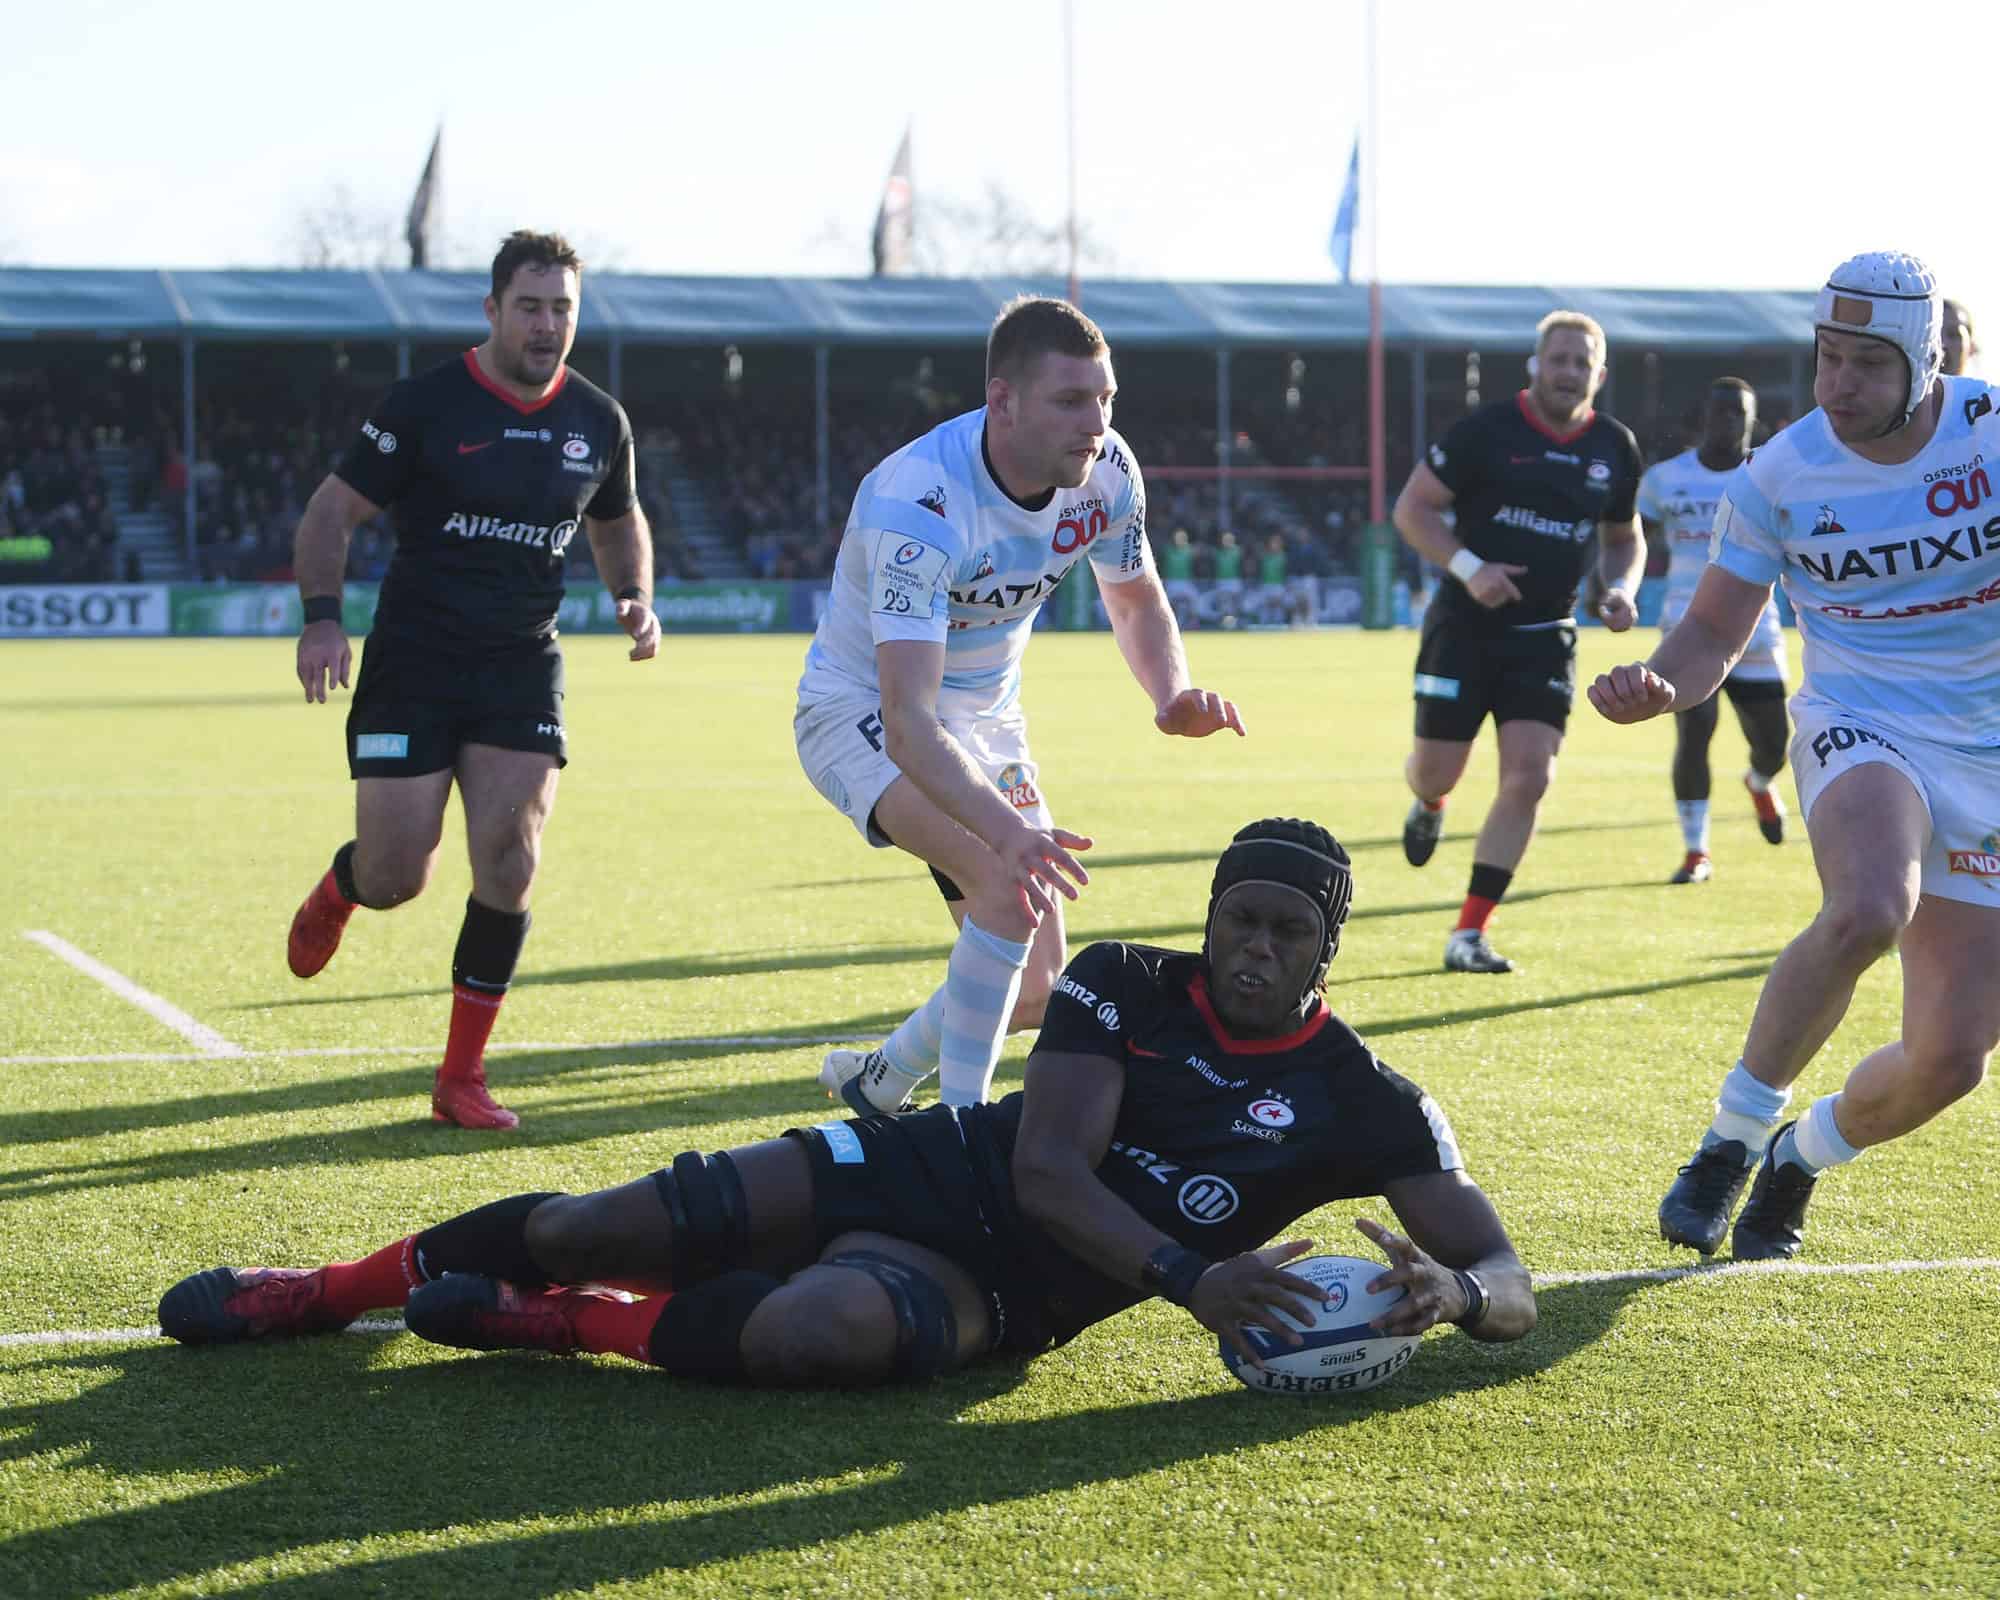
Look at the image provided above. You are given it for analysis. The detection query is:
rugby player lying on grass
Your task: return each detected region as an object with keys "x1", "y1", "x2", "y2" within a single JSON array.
[{"x1": 160, "y1": 820, "x2": 1534, "y2": 1384}]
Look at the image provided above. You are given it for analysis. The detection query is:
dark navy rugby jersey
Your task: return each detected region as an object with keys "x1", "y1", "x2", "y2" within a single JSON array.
[
  {"x1": 964, "y1": 940, "x2": 1462, "y2": 1342},
  {"x1": 1423, "y1": 392, "x2": 1641, "y2": 632},
  {"x1": 334, "y1": 353, "x2": 635, "y2": 652}
]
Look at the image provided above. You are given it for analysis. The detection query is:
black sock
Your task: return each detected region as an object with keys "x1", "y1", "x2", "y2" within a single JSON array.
[
  {"x1": 412, "y1": 1191, "x2": 562, "y2": 1288},
  {"x1": 1468, "y1": 863, "x2": 1513, "y2": 904},
  {"x1": 649, "y1": 1270, "x2": 782, "y2": 1381},
  {"x1": 331, "y1": 840, "x2": 363, "y2": 907},
  {"x1": 452, "y1": 897, "x2": 532, "y2": 994}
]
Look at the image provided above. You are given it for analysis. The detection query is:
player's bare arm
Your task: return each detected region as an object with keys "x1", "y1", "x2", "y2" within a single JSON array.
[
  {"x1": 1366, "y1": 1171, "x2": 1535, "y2": 1342},
  {"x1": 1393, "y1": 461, "x2": 1526, "y2": 607},
  {"x1": 1594, "y1": 513, "x2": 1646, "y2": 631},
  {"x1": 584, "y1": 506, "x2": 660, "y2": 661},
  {"x1": 1589, "y1": 564, "x2": 1770, "y2": 724},
  {"x1": 292, "y1": 472, "x2": 383, "y2": 703},
  {"x1": 1012, "y1": 1044, "x2": 1323, "y2": 1368},
  {"x1": 1096, "y1": 566, "x2": 1246, "y2": 737},
  {"x1": 876, "y1": 638, "x2": 1091, "y2": 916}
]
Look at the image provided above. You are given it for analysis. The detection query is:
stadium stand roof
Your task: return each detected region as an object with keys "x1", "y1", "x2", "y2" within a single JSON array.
[{"x1": 0, "y1": 267, "x2": 1818, "y2": 350}]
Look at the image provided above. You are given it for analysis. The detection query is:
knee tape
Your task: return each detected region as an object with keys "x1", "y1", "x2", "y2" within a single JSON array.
[
  {"x1": 824, "y1": 1249, "x2": 960, "y2": 1379},
  {"x1": 650, "y1": 1150, "x2": 750, "y2": 1282},
  {"x1": 650, "y1": 1269, "x2": 780, "y2": 1382}
]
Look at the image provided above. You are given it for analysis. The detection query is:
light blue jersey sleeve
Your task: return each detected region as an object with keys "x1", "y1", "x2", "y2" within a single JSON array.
[
  {"x1": 862, "y1": 502, "x2": 971, "y2": 648},
  {"x1": 1086, "y1": 439, "x2": 1151, "y2": 584},
  {"x1": 1708, "y1": 460, "x2": 1785, "y2": 588}
]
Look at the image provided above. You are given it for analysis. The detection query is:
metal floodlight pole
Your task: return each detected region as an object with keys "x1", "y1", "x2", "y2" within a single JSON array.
[
  {"x1": 1065, "y1": 0, "x2": 1080, "y2": 306},
  {"x1": 1365, "y1": 0, "x2": 1386, "y2": 525}
]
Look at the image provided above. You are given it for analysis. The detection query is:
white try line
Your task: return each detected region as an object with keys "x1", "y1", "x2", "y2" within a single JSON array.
[
  {"x1": 8, "y1": 1258, "x2": 2000, "y2": 1350},
  {"x1": 22, "y1": 931, "x2": 244, "y2": 1058},
  {"x1": 0, "y1": 1033, "x2": 877, "y2": 1067}
]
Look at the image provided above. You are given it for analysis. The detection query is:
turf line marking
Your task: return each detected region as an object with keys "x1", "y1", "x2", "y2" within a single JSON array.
[
  {"x1": 11, "y1": 1260, "x2": 2000, "y2": 1349},
  {"x1": 0, "y1": 1033, "x2": 876, "y2": 1067},
  {"x1": 22, "y1": 931, "x2": 244, "y2": 1058}
]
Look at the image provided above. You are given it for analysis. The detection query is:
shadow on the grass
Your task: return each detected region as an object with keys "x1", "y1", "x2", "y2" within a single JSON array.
[
  {"x1": 0, "y1": 1276, "x2": 1644, "y2": 1598},
  {"x1": 244, "y1": 875, "x2": 1671, "y2": 1007},
  {"x1": 0, "y1": 1015, "x2": 913, "y2": 1185},
  {"x1": 788, "y1": 816, "x2": 1671, "y2": 889}
]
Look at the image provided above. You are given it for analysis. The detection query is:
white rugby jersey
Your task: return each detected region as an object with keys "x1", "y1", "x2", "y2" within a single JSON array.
[
  {"x1": 1638, "y1": 448, "x2": 1785, "y2": 681},
  {"x1": 799, "y1": 408, "x2": 1149, "y2": 719},
  {"x1": 1710, "y1": 377, "x2": 2000, "y2": 744}
]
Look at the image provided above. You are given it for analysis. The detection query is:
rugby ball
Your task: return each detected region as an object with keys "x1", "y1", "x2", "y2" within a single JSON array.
[{"x1": 1219, "y1": 1253, "x2": 1419, "y2": 1396}]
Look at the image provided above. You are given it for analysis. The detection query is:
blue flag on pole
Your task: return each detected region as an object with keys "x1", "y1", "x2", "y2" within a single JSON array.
[{"x1": 1329, "y1": 138, "x2": 1360, "y2": 282}]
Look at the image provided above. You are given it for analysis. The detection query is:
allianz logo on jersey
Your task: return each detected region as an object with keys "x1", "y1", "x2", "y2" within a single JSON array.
[
  {"x1": 442, "y1": 511, "x2": 579, "y2": 555},
  {"x1": 1493, "y1": 504, "x2": 1591, "y2": 542},
  {"x1": 503, "y1": 427, "x2": 554, "y2": 442}
]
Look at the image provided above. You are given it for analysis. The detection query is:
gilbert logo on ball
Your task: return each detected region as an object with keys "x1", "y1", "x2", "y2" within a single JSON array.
[{"x1": 1219, "y1": 1254, "x2": 1420, "y2": 1397}]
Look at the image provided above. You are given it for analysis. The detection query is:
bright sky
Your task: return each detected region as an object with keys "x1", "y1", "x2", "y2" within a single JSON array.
[{"x1": 9, "y1": 0, "x2": 2000, "y2": 328}]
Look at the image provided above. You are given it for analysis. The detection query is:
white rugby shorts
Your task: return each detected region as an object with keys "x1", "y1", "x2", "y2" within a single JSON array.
[
  {"x1": 1789, "y1": 695, "x2": 2000, "y2": 907},
  {"x1": 793, "y1": 687, "x2": 1052, "y2": 848}
]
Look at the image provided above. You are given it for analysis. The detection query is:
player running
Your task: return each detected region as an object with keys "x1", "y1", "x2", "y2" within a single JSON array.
[
  {"x1": 1593, "y1": 251, "x2": 2000, "y2": 1260},
  {"x1": 284, "y1": 231, "x2": 659, "y2": 1131},
  {"x1": 1635, "y1": 378, "x2": 1790, "y2": 884},
  {"x1": 157, "y1": 820, "x2": 1534, "y2": 1385},
  {"x1": 1393, "y1": 311, "x2": 1646, "y2": 972},
  {"x1": 796, "y1": 295, "x2": 1243, "y2": 1116}
]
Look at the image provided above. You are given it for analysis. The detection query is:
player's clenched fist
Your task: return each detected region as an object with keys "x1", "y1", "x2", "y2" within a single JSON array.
[{"x1": 1588, "y1": 662, "x2": 1676, "y2": 723}]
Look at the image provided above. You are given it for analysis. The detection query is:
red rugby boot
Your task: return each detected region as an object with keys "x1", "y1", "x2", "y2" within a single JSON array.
[
  {"x1": 287, "y1": 869, "x2": 355, "y2": 979},
  {"x1": 158, "y1": 1267, "x2": 352, "y2": 1345},
  {"x1": 432, "y1": 1067, "x2": 520, "y2": 1131}
]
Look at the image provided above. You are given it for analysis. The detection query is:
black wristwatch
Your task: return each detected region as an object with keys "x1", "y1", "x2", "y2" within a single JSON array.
[{"x1": 1140, "y1": 1243, "x2": 1212, "y2": 1307}]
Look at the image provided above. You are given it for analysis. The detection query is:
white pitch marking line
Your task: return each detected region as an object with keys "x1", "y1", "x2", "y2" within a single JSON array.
[
  {"x1": 8, "y1": 1259, "x2": 2000, "y2": 1350},
  {"x1": 0, "y1": 1033, "x2": 877, "y2": 1067},
  {"x1": 22, "y1": 930, "x2": 244, "y2": 1058}
]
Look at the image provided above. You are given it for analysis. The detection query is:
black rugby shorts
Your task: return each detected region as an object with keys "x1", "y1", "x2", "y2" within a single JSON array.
[
  {"x1": 786, "y1": 1106, "x2": 1055, "y2": 1356},
  {"x1": 1412, "y1": 618, "x2": 1576, "y2": 741},
  {"x1": 346, "y1": 633, "x2": 568, "y2": 779}
]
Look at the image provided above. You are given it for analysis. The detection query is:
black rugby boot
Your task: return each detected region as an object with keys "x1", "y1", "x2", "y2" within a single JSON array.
[
  {"x1": 1657, "y1": 1138, "x2": 1753, "y2": 1254},
  {"x1": 1731, "y1": 1123, "x2": 1818, "y2": 1261}
]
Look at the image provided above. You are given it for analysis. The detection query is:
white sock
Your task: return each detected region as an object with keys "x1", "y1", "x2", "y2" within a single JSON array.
[
  {"x1": 1705, "y1": 1060, "x2": 1790, "y2": 1158},
  {"x1": 1676, "y1": 800, "x2": 1711, "y2": 853},
  {"x1": 881, "y1": 987, "x2": 945, "y2": 1077},
  {"x1": 1744, "y1": 768, "x2": 1772, "y2": 795},
  {"x1": 936, "y1": 918, "x2": 1031, "y2": 1107},
  {"x1": 1788, "y1": 1093, "x2": 1863, "y2": 1172}
]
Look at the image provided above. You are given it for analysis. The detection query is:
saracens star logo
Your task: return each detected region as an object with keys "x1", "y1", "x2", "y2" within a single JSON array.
[{"x1": 1246, "y1": 1095, "x2": 1295, "y2": 1129}]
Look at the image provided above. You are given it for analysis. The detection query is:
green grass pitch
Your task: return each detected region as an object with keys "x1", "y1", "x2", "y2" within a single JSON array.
[{"x1": 2, "y1": 630, "x2": 1997, "y2": 1598}]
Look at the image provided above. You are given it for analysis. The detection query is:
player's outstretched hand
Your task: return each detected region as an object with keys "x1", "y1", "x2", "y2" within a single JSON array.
[
  {"x1": 1155, "y1": 687, "x2": 1247, "y2": 738},
  {"x1": 998, "y1": 825, "x2": 1093, "y2": 919},
  {"x1": 1596, "y1": 588, "x2": 1638, "y2": 633},
  {"x1": 1465, "y1": 561, "x2": 1529, "y2": 608},
  {"x1": 1353, "y1": 1217, "x2": 1465, "y2": 1337},
  {"x1": 1587, "y1": 662, "x2": 1675, "y2": 724},
  {"x1": 1188, "y1": 1238, "x2": 1327, "y2": 1372},
  {"x1": 617, "y1": 597, "x2": 661, "y2": 661},
  {"x1": 297, "y1": 620, "x2": 351, "y2": 704}
]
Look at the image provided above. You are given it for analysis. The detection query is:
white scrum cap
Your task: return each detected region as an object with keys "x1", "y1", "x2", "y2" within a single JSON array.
[{"x1": 1814, "y1": 251, "x2": 1943, "y2": 431}]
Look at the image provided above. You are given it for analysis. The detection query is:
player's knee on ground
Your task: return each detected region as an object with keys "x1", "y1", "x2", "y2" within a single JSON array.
[{"x1": 740, "y1": 1264, "x2": 903, "y2": 1385}]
